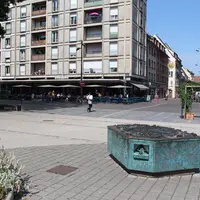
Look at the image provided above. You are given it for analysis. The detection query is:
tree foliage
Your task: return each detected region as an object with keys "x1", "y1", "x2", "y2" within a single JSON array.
[
  {"x1": 178, "y1": 81, "x2": 200, "y2": 112},
  {"x1": 0, "y1": 0, "x2": 24, "y2": 37}
]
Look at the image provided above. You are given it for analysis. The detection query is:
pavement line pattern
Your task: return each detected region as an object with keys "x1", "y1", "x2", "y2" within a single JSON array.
[{"x1": 101, "y1": 102, "x2": 168, "y2": 118}]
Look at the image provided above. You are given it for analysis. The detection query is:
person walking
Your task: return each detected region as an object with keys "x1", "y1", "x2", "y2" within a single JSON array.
[{"x1": 86, "y1": 92, "x2": 93, "y2": 112}]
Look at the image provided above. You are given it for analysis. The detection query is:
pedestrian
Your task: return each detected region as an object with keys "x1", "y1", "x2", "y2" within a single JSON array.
[{"x1": 86, "y1": 92, "x2": 93, "y2": 112}]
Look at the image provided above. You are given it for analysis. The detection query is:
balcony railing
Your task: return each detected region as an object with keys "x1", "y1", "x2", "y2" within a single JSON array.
[
  {"x1": 85, "y1": 16, "x2": 102, "y2": 24},
  {"x1": 85, "y1": 52, "x2": 102, "y2": 57},
  {"x1": 86, "y1": 32, "x2": 102, "y2": 40},
  {"x1": 32, "y1": 25, "x2": 46, "y2": 31},
  {"x1": 32, "y1": 40, "x2": 46, "y2": 46},
  {"x1": 84, "y1": 0, "x2": 103, "y2": 7},
  {"x1": 31, "y1": 54, "x2": 45, "y2": 61},
  {"x1": 32, "y1": 9, "x2": 46, "y2": 16},
  {"x1": 110, "y1": 32, "x2": 118, "y2": 39},
  {"x1": 32, "y1": 69, "x2": 45, "y2": 76}
]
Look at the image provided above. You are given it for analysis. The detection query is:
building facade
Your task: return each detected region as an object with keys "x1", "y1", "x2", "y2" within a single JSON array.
[
  {"x1": 147, "y1": 34, "x2": 168, "y2": 98},
  {"x1": 154, "y1": 35, "x2": 184, "y2": 98},
  {"x1": 0, "y1": 0, "x2": 147, "y2": 90}
]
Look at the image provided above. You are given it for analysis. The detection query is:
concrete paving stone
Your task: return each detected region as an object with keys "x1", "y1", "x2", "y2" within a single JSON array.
[
  {"x1": 27, "y1": 195, "x2": 42, "y2": 200},
  {"x1": 157, "y1": 194, "x2": 172, "y2": 200},
  {"x1": 114, "y1": 196, "x2": 129, "y2": 200},
  {"x1": 129, "y1": 194, "x2": 145, "y2": 200},
  {"x1": 73, "y1": 193, "x2": 89, "y2": 200},
  {"x1": 171, "y1": 197, "x2": 185, "y2": 200},
  {"x1": 36, "y1": 190, "x2": 49, "y2": 197},
  {"x1": 85, "y1": 197, "x2": 100, "y2": 200}
]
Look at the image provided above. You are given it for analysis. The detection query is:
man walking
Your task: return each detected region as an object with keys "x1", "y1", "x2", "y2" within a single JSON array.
[{"x1": 86, "y1": 92, "x2": 93, "y2": 112}]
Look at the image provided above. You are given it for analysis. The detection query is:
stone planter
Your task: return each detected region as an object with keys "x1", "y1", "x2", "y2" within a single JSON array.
[
  {"x1": 5, "y1": 192, "x2": 14, "y2": 200},
  {"x1": 108, "y1": 124, "x2": 200, "y2": 176},
  {"x1": 185, "y1": 112, "x2": 194, "y2": 120}
]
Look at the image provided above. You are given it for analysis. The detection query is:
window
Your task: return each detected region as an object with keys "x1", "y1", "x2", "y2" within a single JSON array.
[
  {"x1": 5, "y1": 23, "x2": 11, "y2": 34},
  {"x1": 20, "y1": 65, "x2": 25, "y2": 75},
  {"x1": 70, "y1": 13, "x2": 77, "y2": 25},
  {"x1": 5, "y1": 38, "x2": 11, "y2": 48},
  {"x1": 51, "y1": 63, "x2": 58, "y2": 74},
  {"x1": 110, "y1": 24, "x2": 118, "y2": 38},
  {"x1": 70, "y1": 0, "x2": 77, "y2": 9},
  {"x1": 52, "y1": 15, "x2": 58, "y2": 27},
  {"x1": 70, "y1": 29, "x2": 77, "y2": 42},
  {"x1": 52, "y1": 31, "x2": 58, "y2": 43},
  {"x1": 110, "y1": 42, "x2": 118, "y2": 56},
  {"x1": 84, "y1": 61, "x2": 102, "y2": 74},
  {"x1": 21, "y1": 6, "x2": 26, "y2": 18},
  {"x1": 170, "y1": 81, "x2": 173, "y2": 87},
  {"x1": 52, "y1": 0, "x2": 59, "y2": 12},
  {"x1": 69, "y1": 46, "x2": 76, "y2": 58},
  {"x1": 52, "y1": 47, "x2": 58, "y2": 59},
  {"x1": 5, "y1": 66, "x2": 10, "y2": 75},
  {"x1": 110, "y1": 60, "x2": 117, "y2": 72},
  {"x1": 110, "y1": 7, "x2": 118, "y2": 20},
  {"x1": 20, "y1": 21, "x2": 26, "y2": 32},
  {"x1": 20, "y1": 49, "x2": 26, "y2": 61},
  {"x1": 69, "y1": 62, "x2": 76, "y2": 73},
  {"x1": 20, "y1": 35, "x2": 26, "y2": 46},
  {"x1": 5, "y1": 51, "x2": 11, "y2": 63},
  {"x1": 169, "y1": 71, "x2": 173, "y2": 77}
]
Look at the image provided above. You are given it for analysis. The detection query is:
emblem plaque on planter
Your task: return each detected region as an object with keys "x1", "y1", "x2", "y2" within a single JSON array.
[{"x1": 133, "y1": 144, "x2": 149, "y2": 161}]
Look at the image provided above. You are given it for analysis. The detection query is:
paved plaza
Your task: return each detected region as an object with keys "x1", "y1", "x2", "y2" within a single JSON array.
[
  {"x1": 1, "y1": 99, "x2": 200, "y2": 199},
  {"x1": 27, "y1": 99, "x2": 200, "y2": 124}
]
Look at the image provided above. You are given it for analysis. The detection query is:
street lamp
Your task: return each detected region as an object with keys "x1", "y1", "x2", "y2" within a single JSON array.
[{"x1": 77, "y1": 40, "x2": 85, "y2": 98}]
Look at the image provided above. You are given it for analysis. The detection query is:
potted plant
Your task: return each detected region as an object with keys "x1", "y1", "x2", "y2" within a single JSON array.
[
  {"x1": 0, "y1": 147, "x2": 29, "y2": 200},
  {"x1": 179, "y1": 83, "x2": 194, "y2": 120}
]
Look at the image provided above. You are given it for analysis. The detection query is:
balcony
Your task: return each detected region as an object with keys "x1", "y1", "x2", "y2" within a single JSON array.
[
  {"x1": 32, "y1": 55, "x2": 45, "y2": 61},
  {"x1": 32, "y1": 3, "x2": 46, "y2": 16},
  {"x1": 85, "y1": 10, "x2": 102, "y2": 24},
  {"x1": 84, "y1": 0, "x2": 103, "y2": 8},
  {"x1": 32, "y1": 9, "x2": 46, "y2": 16},
  {"x1": 32, "y1": 33, "x2": 46, "y2": 46},
  {"x1": 110, "y1": 32, "x2": 118, "y2": 39},
  {"x1": 32, "y1": 40, "x2": 46, "y2": 46},
  {"x1": 31, "y1": 63, "x2": 45, "y2": 76},
  {"x1": 32, "y1": 18, "x2": 46, "y2": 31},
  {"x1": 85, "y1": 43, "x2": 102, "y2": 57},
  {"x1": 85, "y1": 27, "x2": 102, "y2": 40}
]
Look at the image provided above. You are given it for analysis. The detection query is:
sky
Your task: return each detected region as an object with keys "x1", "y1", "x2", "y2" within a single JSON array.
[{"x1": 147, "y1": 0, "x2": 200, "y2": 75}]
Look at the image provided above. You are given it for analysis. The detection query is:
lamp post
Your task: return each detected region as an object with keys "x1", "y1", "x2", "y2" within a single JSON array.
[{"x1": 77, "y1": 40, "x2": 85, "y2": 98}]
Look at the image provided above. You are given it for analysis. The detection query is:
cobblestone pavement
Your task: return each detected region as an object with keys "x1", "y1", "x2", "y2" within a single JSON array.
[{"x1": 11, "y1": 143, "x2": 200, "y2": 200}]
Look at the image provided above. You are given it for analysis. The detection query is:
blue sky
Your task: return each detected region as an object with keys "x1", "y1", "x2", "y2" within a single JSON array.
[{"x1": 147, "y1": 0, "x2": 200, "y2": 75}]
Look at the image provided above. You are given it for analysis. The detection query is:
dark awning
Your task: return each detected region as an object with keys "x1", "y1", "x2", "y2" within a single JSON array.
[{"x1": 132, "y1": 83, "x2": 149, "y2": 90}]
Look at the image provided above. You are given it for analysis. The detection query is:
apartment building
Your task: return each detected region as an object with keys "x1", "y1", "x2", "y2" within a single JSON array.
[
  {"x1": 147, "y1": 34, "x2": 168, "y2": 98},
  {"x1": 153, "y1": 35, "x2": 184, "y2": 98},
  {"x1": 0, "y1": 0, "x2": 147, "y2": 90}
]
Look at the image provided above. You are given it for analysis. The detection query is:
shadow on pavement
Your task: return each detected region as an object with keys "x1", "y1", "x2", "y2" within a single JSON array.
[{"x1": 0, "y1": 99, "x2": 81, "y2": 112}]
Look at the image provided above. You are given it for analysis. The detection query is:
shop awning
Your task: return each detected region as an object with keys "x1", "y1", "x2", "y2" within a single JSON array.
[
  {"x1": 132, "y1": 83, "x2": 149, "y2": 90},
  {"x1": 108, "y1": 85, "x2": 131, "y2": 89}
]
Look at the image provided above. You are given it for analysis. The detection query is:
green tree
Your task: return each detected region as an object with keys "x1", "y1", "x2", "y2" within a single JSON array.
[
  {"x1": 0, "y1": 0, "x2": 24, "y2": 37},
  {"x1": 178, "y1": 81, "x2": 200, "y2": 112}
]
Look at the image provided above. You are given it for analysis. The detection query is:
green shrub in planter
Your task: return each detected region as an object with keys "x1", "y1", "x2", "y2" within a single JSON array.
[{"x1": 0, "y1": 148, "x2": 29, "y2": 199}]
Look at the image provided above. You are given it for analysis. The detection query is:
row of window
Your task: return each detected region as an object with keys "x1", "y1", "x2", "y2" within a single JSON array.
[
  {"x1": 4, "y1": 60, "x2": 118, "y2": 76},
  {"x1": 4, "y1": 40, "x2": 118, "y2": 63},
  {"x1": 5, "y1": 7, "x2": 119, "y2": 34},
  {"x1": 5, "y1": 24, "x2": 118, "y2": 48}
]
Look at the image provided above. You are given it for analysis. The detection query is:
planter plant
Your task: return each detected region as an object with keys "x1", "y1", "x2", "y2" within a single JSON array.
[
  {"x1": 179, "y1": 83, "x2": 194, "y2": 120},
  {"x1": 0, "y1": 147, "x2": 28, "y2": 200}
]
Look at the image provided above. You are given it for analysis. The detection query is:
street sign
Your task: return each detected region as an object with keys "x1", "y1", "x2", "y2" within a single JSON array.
[{"x1": 80, "y1": 81, "x2": 85, "y2": 87}]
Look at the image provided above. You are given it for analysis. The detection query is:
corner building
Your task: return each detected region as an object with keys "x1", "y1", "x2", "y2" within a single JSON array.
[{"x1": 0, "y1": 0, "x2": 147, "y2": 88}]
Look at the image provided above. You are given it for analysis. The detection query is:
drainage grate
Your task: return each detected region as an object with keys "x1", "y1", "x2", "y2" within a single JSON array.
[
  {"x1": 42, "y1": 120, "x2": 54, "y2": 122},
  {"x1": 47, "y1": 165, "x2": 78, "y2": 175}
]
